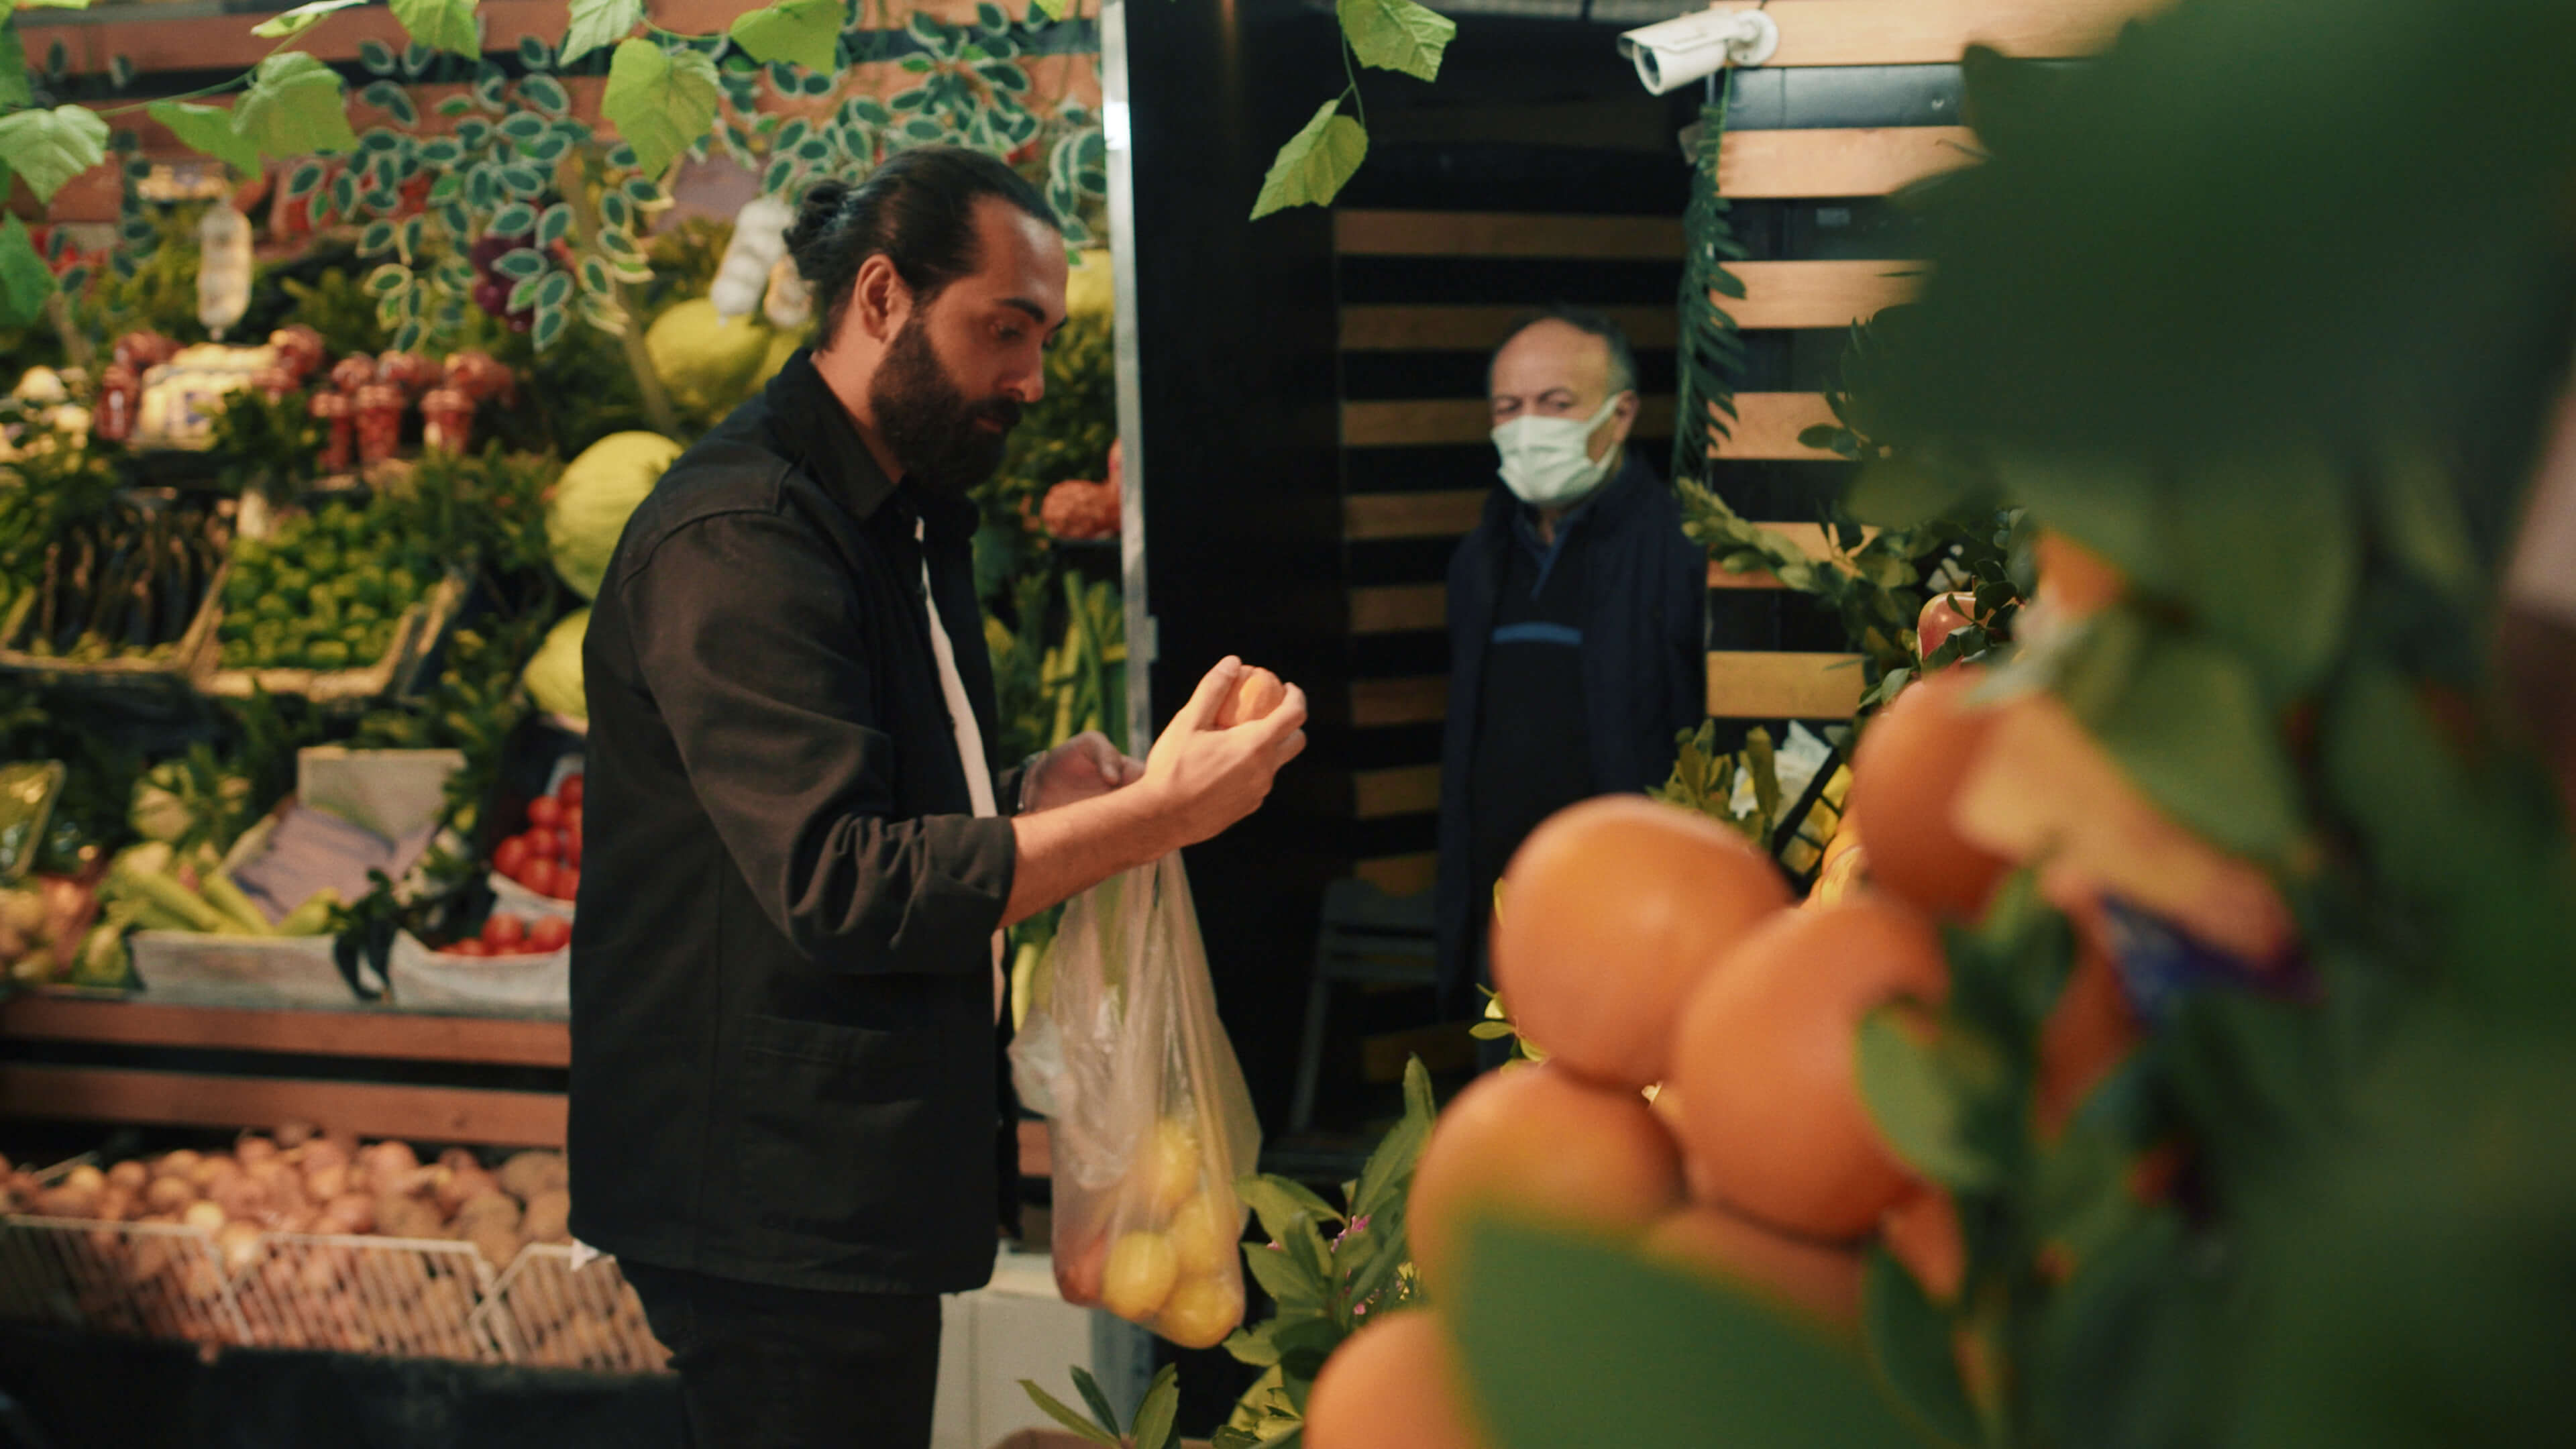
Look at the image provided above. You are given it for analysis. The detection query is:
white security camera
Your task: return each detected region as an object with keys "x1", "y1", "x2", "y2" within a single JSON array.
[{"x1": 1617, "y1": 7, "x2": 1780, "y2": 95}]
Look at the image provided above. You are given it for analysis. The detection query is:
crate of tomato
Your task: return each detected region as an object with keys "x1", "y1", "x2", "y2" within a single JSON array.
[{"x1": 487, "y1": 771, "x2": 581, "y2": 918}]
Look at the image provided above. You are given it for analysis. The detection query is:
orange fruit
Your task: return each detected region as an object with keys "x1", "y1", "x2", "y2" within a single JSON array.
[
  {"x1": 2033, "y1": 530, "x2": 2127, "y2": 618},
  {"x1": 1407, "y1": 1062, "x2": 1684, "y2": 1296},
  {"x1": 1642, "y1": 1202, "x2": 1865, "y2": 1329},
  {"x1": 1668, "y1": 898, "x2": 1950, "y2": 1240},
  {"x1": 1155, "y1": 1275, "x2": 1243, "y2": 1349},
  {"x1": 2033, "y1": 947, "x2": 2139, "y2": 1140},
  {"x1": 1216, "y1": 666, "x2": 1286, "y2": 727},
  {"x1": 1880, "y1": 1187, "x2": 1965, "y2": 1303},
  {"x1": 1491, "y1": 796, "x2": 1792, "y2": 1087},
  {"x1": 1304, "y1": 1310, "x2": 1491, "y2": 1449},
  {"x1": 1847, "y1": 666, "x2": 2011, "y2": 920}
]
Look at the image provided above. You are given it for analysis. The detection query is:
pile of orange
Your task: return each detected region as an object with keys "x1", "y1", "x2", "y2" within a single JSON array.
[{"x1": 1307, "y1": 540, "x2": 2153, "y2": 1448}]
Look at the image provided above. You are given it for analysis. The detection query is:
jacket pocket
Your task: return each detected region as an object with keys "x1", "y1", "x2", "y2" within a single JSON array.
[{"x1": 725, "y1": 1014, "x2": 946, "y2": 1241}]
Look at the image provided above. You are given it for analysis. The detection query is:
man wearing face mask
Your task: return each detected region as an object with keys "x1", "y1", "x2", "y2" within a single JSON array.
[{"x1": 1434, "y1": 307, "x2": 1707, "y2": 1037}]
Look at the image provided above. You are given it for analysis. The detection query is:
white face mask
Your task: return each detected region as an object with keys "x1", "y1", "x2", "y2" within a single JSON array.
[{"x1": 1493, "y1": 392, "x2": 1626, "y2": 508}]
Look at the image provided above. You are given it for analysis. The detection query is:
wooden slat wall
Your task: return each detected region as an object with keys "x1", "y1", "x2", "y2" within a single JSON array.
[
  {"x1": 1703, "y1": 0, "x2": 2169, "y2": 67},
  {"x1": 1717, "y1": 127, "x2": 1983, "y2": 198}
]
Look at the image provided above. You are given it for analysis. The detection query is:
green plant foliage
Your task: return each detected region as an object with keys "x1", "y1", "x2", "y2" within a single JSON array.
[
  {"x1": 233, "y1": 52, "x2": 360, "y2": 158},
  {"x1": 1670, "y1": 97, "x2": 1744, "y2": 487},
  {"x1": 559, "y1": 0, "x2": 644, "y2": 64},
  {"x1": 1336, "y1": 0, "x2": 1454, "y2": 83},
  {"x1": 0, "y1": 104, "x2": 107, "y2": 203},
  {"x1": 146, "y1": 101, "x2": 263, "y2": 176},
  {"x1": 0, "y1": 218, "x2": 53, "y2": 331},
  {"x1": 730, "y1": 0, "x2": 845, "y2": 74},
  {"x1": 390, "y1": 0, "x2": 480, "y2": 58},
  {"x1": 602, "y1": 40, "x2": 722, "y2": 180},
  {"x1": 1250, "y1": 101, "x2": 1367, "y2": 221}
]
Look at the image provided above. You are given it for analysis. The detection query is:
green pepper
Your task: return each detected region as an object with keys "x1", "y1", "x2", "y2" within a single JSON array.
[{"x1": 305, "y1": 639, "x2": 351, "y2": 670}]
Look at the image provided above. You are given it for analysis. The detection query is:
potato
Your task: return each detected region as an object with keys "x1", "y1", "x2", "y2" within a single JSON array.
[
  {"x1": 468, "y1": 1222, "x2": 522, "y2": 1269},
  {"x1": 376, "y1": 1193, "x2": 444, "y2": 1241},
  {"x1": 360, "y1": 1140, "x2": 419, "y2": 1178},
  {"x1": 34, "y1": 1184, "x2": 100, "y2": 1220},
  {"x1": 318, "y1": 1192, "x2": 375, "y2": 1236},
  {"x1": 158, "y1": 1148, "x2": 202, "y2": 1177},
  {"x1": 191, "y1": 1155, "x2": 241, "y2": 1190},
  {"x1": 235, "y1": 1134, "x2": 278, "y2": 1165},
  {"x1": 107, "y1": 1159, "x2": 150, "y2": 1191},
  {"x1": 145, "y1": 1175, "x2": 199, "y2": 1213},
  {"x1": 274, "y1": 1121, "x2": 317, "y2": 1149},
  {"x1": 495, "y1": 1150, "x2": 570, "y2": 1203},
  {"x1": 305, "y1": 1163, "x2": 350, "y2": 1202},
  {"x1": 211, "y1": 1175, "x2": 268, "y2": 1222},
  {"x1": 435, "y1": 1166, "x2": 499, "y2": 1216},
  {"x1": 521, "y1": 1188, "x2": 573, "y2": 1244},
  {"x1": 96, "y1": 1187, "x2": 138, "y2": 1223},
  {"x1": 299, "y1": 1138, "x2": 350, "y2": 1176},
  {"x1": 64, "y1": 1164, "x2": 105, "y2": 1197},
  {"x1": 217, "y1": 1221, "x2": 264, "y2": 1275},
  {"x1": 454, "y1": 1190, "x2": 521, "y2": 1232},
  {"x1": 182, "y1": 1200, "x2": 227, "y2": 1233}
]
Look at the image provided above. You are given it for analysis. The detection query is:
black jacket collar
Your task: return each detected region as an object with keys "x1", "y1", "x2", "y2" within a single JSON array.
[{"x1": 761, "y1": 347, "x2": 983, "y2": 547}]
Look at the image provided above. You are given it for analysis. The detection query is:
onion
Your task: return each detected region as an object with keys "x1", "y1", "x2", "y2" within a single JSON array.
[
  {"x1": 211, "y1": 1176, "x2": 268, "y2": 1222},
  {"x1": 97, "y1": 1188, "x2": 138, "y2": 1223},
  {"x1": 63, "y1": 1165, "x2": 105, "y2": 1196},
  {"x1": 435, "y1": 1167, "x2": 500, "y2": 1216},
  {"x1": 235, "y1": 1135, "x2": 278, "y2": 1165},
  {"x1": 145, "y1": 1176, "x2": 199, "y2": 1213},
  {"x1": 274, "y1": 1121, "x2": 317, "y2": 1149},
  {"x1": 299, "y1": 1139, "x2": 350, "y2": 1176},
  {"x1": 217, "y1": 1221, "x2": 264, "y2": 1275},
  {"x1": 191, "y1": 1156, "x2": 241, "y2": 1189},
  {"x1": 305, "y1": 1163, "x2": 349, "y2": 1202},
  {"x1": 158, "y1": 1149, "x2": 203, "y2": 1177},
  {"x1": 107, "y1": 1160, "x2": 150, "y2": 1191},
  {"x1": 319, "y1": 1192, "x2": 376, "y2": 1235},
  {"x1": 182, "y1": 1200, "x2": 227, "y2": 1233}
]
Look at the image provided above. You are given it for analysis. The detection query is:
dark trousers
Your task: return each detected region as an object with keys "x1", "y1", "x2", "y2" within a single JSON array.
[{"x1": 621, "y1": 1263, "x2": 942, "y2": 1449}]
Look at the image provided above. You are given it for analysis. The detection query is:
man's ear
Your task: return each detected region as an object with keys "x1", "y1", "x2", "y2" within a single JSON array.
[{"x1": 850, "y1": 255, "x2": 910, "y2": 344}]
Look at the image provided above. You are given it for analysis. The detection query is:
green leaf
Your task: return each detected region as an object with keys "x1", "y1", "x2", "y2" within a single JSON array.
[
  {"x1": 1337, "y1": 0, "x2": 1454, "y2": 82},
  {"x1": 358, "y1": 37, "x2": 398, "y2": 73},
  {"x1": 1847, "y1": 460, "x2": 1971, "y2": 529},
  {"x1": 1452, "y1": 1222, "x2": 1920, "y2": 1449},
  {"x1": 0, "y1": 105, "x2": 108, "y2": 203},
  {"x1": 1351, "y1": 1055, "x2": 1438, "y2": 1222},
  {"x1": 15, "y1": 0, "x2": 93, "y2": 9},
  {"x1": 1131, "y1": 1365, "x2": 1180, "y2": 1449},
  {"x1": 235, "y1": 52, "x2": 359, "y2": 157},
  {"x1": 729, "y1": 0, "x2": 841, "y2": 74},
  {"x1": 1029, "y1": 0, "x2": 1069, "y2": 18},
  {"x1": 1856, "y1": 1008, "x2": 2002, "y2": 1189},
  {"x1": 1862, "y1": 1252, "x2": 1979, "y2": 1447},
  {"x1": 1225, "y1": 1324, "x2": 1285, "y2": 1368},
  {"x1": 560, "y1": 0, "x2": 643, "y2": 64},
  {"x1": 392, "y1": 0, "x2": 479, "y2": 57},
  {"x1": 1238, "y1": 1175, "x2": 1345, "y2": 1246},
  {"x1": 1250, "y1": 99, "x2": 1366, "y2": 221},
  {"x1": 537, "y1": 270, "x2": 570, "y2": 308},
  {"x1": 2092, "y1": 637, "x2": 2302, "y2": 857},
  {"x1": 2169, "y1": 450, "x2": 2356, "y2": 699},
  {"x1": 250, "y1": 0, "x2": 366, "y2": 38},
  {"x1": 492, "y1": 246, "x2": 545, "y2": 278},
  {"x1": 1069, "y1": 1366, "x2": 1124, "y2": 1436},
  {"x1": 536, "y1": 201, "x2": 572, "y2": 246},
  {"x1": 0, "y1": 217, "x2": 57, "y2": 331},
  {"x1": 148, "y1": 101, "x2": 261, "y2": 176},
  {"x1": 488, "y1": 200, "x2": 537, "y2": 236},
  {"x1": 521, "y1": 73, "x2": 570, "y2": 115},
  {"x1": 1016, "y1": 1381, "x2": 1120, "y2": 1446},
  {"x1": 1244, "y1": 1234, "x2": 1326, "y2": 1312},
  {"x1": 601, "y1": 39, "x2": 720, "y2": 179},
  {"x1": 2371, "y1": 447, "x2": 2481, "y2": 604},
  {"x1": 0, "y1": 28, "x2": 28, "y2": 109}
]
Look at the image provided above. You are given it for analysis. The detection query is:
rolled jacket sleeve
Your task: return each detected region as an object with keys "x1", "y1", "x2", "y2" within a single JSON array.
[{"x1": 619, "y1": 510, "x2": 1016, "y2": 975}]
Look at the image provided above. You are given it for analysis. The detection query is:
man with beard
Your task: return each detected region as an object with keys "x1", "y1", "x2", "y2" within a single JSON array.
[{"x1": 568, "y1": 148, "x2": 1308, "y2": 1448}]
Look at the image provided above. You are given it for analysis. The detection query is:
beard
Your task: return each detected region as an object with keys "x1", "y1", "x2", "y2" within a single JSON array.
[{"x1": 866, "y1": 307, "x2": 1022, "y2": 496}]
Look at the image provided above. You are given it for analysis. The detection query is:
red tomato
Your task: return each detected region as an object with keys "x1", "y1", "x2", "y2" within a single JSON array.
[
  {"x1": 558, "y1": 774, "x2": 584, "y2": 807},
  {"x1": 528, "y1": 796, "x2": 565, "y2": 830},
  {"x1": 564, "y1": 803, "x2": 582, "y2": 832},
  {"x1": 482, "y1": 914, "x2": 527, "y2": 952},
  {"x1": 527, "y1": 916, "x2": 572, "y2": 953},
  {"x1": 551, "y1": 867, "x2": 580, "y2": 902},
  {"x1": 447, "y1": 939, "x2": 490, "y2": 957},
  {"x1": 493, "y1": 836, "x2": 531, "y2": 879},
  {"x1": 525, "y1": 828, "x2": 562, "y2": 861},
  {"x1": 519, "y1": 860, "x2": 558, "y2": 900}
]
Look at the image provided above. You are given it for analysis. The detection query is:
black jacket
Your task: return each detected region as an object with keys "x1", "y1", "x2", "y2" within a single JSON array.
[
  {"x1": 568, "y1": 351, "x2": 1024, "y2": 1295},
  {"x1": 1434, "y1": 454, "x2": 1707, "y2": 1014}
]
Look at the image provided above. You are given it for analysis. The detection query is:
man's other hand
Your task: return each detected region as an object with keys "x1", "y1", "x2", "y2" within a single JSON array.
[
  {"x1": 1026, "y1": 731, "x2": 1146, "y2": 813},
  {"x1": 1141, "y1": 657, "x2": 1309, "y2": 846}
]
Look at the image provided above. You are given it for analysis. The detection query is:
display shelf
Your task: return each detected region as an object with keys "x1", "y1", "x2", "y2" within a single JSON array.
[{"x1": 0, "y1": 994, "x2": 568, "y2": 1068}]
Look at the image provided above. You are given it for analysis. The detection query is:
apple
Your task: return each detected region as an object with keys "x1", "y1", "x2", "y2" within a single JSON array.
[
  {"x1": 1917, "y1": 592, "x2": 1982, "y2": 661},
  {"x1": 481, "y1": 914, "x2": 526, "y2": 953}
]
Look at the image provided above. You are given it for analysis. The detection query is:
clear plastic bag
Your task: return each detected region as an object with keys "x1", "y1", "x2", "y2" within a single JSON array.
[{"x1": 1008, "y1": 853, "x2": 1261, "y2": 1348}]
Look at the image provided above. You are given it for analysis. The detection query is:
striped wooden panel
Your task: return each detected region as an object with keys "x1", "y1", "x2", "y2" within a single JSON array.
[
  {"x1": 1336, "y1": 211, "x2": 1685, "y2": 260},
  {"x1": 1705, "y1": 0, "x2": 2168, "y2": 66},
  {"x1": 1355, "y1": 853, "x2": 1440, "y2": 897},
  {"x1": 1342, "y1": 305, "x2": 1681, "y2": 352},
  {"x1": 0, "y1": 995, "x2": 566, "y2": 1066},
  {"x1": 1350, "y1": 583, "x2": 1450, "y2": 633},
  {"x1": 1352, "y1": 676, "x2": 1449, "y2": 728},
  {"x1": 1707, "y1": 651, "x2": 1868, "y2": 719},
  {"x1": 1346, "y1": 394, "x2": 1678, "y2": 449},
  {"x1": 1717, "y1": 127, "x2": 1983, "y2": 199},
  {"x1": 1346, "y1": 491, "x2": 1488, "y2": 542},
  {"x1": 25, "y1": 0, "x2": 1014, "y2": 74},
  {"x1": 1719, "y1": 260, "x2": 1925, "y2": 330},
  {"x1": 1354, "y1": 765, "x2": 1442, "y2": 820},
  {"x1": 1711, "y1": 392, "x2": 1843, "y2": 461},
  {"x1": 0, "y1": 1064, "x2": 568, "y2": 1148}
]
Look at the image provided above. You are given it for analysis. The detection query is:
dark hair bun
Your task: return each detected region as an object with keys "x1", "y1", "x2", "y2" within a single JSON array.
[{"x1": 786, "y1": 180, "x2": 851, "y2": 263}]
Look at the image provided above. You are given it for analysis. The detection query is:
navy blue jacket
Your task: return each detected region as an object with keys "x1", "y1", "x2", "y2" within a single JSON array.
[{"x1": 1435, "y1": 453, "x2": 1707, "y2": 1015}]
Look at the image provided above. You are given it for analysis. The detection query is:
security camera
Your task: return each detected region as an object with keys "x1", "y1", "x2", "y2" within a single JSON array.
[{"x1": 1617, "y1": 7, "x2": 1780, "y2": 95}]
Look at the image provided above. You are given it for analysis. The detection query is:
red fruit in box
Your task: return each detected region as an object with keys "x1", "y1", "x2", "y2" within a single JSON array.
[
  {"x1": 558, "y1": 775, "x2": 584, "y2": 806},
  {"x1": 528, "y1": 797, "x2": 564, "y2": 830},
  {"x1": 565, "y1": 827, "x2": 582, "y2": 869},
  {"x1": 563, "y1": 802, "x2": 582, "y2": 832},
  {"x1": 494, "y1": 837, "x2": 531, "y2": 879},
  {"x1": 552, "y1": 868, "x2": 579, "y2": 902},
  {"x1": 525, "y1": 829, "x2": 561, "y2": 861},
  {"x1": 528, "y1": 916, "x2": 572, "y2": 953},
  {"x1": 482, "y1": 914, "x2": 526, "y2": 953},
  {"x1": 447, "y1": 939, "x2": 490, "y2": 957},
  {"x1": 519, "y1": 860, "x2": 559, "y2": 900}
]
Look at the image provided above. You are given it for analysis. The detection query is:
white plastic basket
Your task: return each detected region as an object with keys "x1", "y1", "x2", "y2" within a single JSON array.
[
  {"x1": 0, "y1": 1217, "x2": 251, "y2": 1348},
  {"x1": 478, "y1": 1244, "x2": 669, "y2": 1374},
  {"x1": 228, "y1": 1232, "x2": 502, "y2": 1362},
  {"x1": 126, "y1": 930, "x2": 372, "y2": 1007},
  {"x1": 386, "y1": 930, "x2": 569, "y2": 1017}
]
